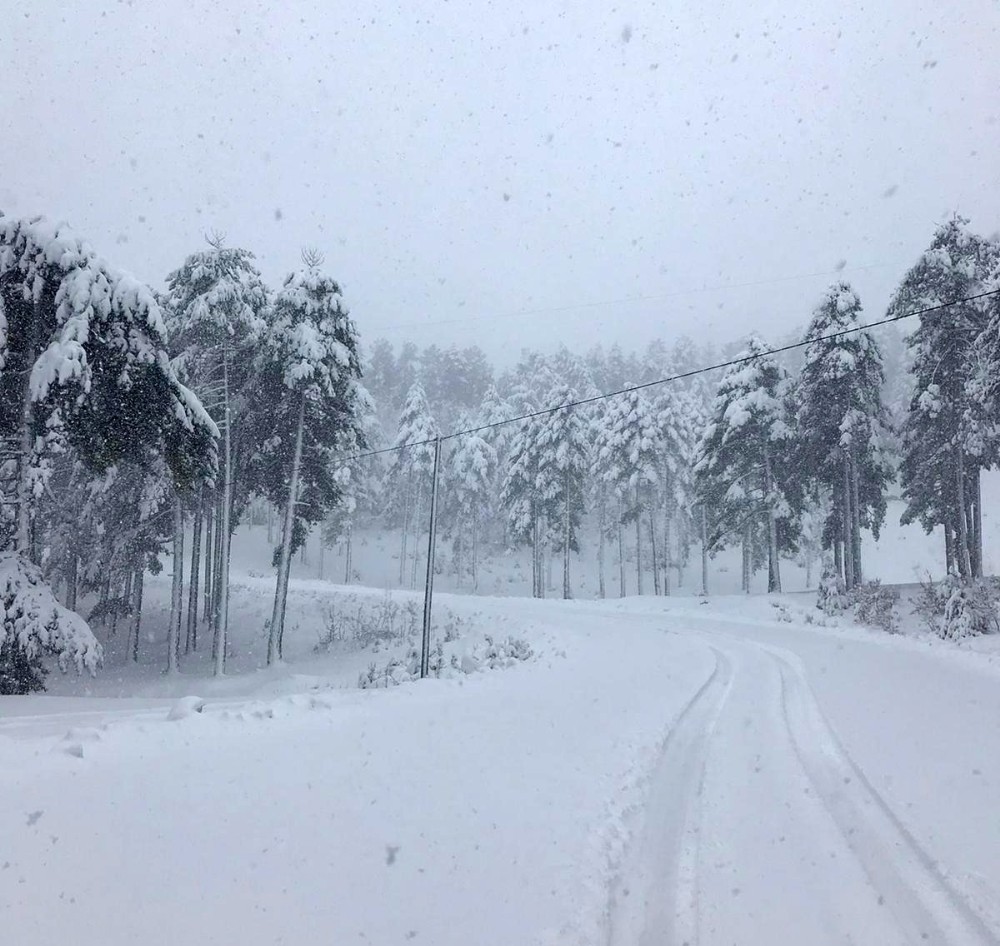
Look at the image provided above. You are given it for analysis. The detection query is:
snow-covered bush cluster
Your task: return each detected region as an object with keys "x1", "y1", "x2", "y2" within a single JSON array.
[
  {"x1": 314, "y1": 593, "x2": 420, "y2": 651},
  {"x1": 357, "y1": 633, "x2": 534, "y2": 689},
  {"x1": 912, "y1": 574, "x2": 1000, "y2": 639},
  {"x1": 851, "y1": 580, "x2": 900, "y2": 634}
]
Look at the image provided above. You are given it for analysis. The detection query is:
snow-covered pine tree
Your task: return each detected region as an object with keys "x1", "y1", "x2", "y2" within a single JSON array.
[
  {"x1": 0, "y1": 213, "x2": 216, "y2": 689},
  {"x1": 796, "y1": 283, "x2": 893, "y2": 590},
  {"x1": 654, "y1": 385, "x2": 693, "y2": 594},
  {"x1": 165, "y1": 236, "x2": 269, "y2": 672},
  {"x1": 891, "y1": 217, "x2": 998, "y2": 579},
  {"x1": 321, "y1": 391, "x2": 383, "y2": 583},
  {"x1": 499, "y1": 385, "x2": 551, "y2": 598},
  {"x1": 596, "y1": 386, "x2": 661, "y2": 596},
  {"x1": 587, "y1": 399, "x2": 615, "y2": 598},
  {"x1": 249, "y1": 251, "x2": 367, "y2": 663},
  {"x1": 449, "y1": 428, "x2": 497, "y2": 590},
  {"x1": 534, "y1": 385, "x2": 590, "y2": 599},
  {"x1": 693, "y1": 335, "x2": 798, "y2": 593},
  {"x1": 383, "y1": 382, "x2": 440, "y2": 587}
]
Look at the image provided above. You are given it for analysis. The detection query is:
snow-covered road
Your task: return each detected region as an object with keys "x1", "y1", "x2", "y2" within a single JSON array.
[
  {"x1": 609, "y1": 616, "x2": 1000, "y2": 945},
  {"x1": 2, "y1": 594, "x2": 999, "y2": 945}
]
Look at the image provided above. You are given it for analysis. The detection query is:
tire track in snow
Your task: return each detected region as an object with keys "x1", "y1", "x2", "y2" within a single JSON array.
[
  {"x1": 757, "y1": 641, "x2": 1000, "y2": 946},
  {"x1": 608, "y1": 644, "x2": 734, "y2": 946}
]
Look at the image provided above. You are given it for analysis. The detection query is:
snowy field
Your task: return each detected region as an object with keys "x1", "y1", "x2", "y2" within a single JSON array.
[{"x1": 3, "y1": 553, "x2": 1000, "y2": 944}]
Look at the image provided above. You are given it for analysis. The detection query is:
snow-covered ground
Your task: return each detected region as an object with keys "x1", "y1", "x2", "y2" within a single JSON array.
[{"x1": 3, "y1": 583, "x2": 1000, "y2": 945}]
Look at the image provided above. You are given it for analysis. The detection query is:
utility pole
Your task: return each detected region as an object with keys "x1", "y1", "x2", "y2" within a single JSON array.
[{"x1": 420, "y1": 438, "x2": 442, "y2": 679}]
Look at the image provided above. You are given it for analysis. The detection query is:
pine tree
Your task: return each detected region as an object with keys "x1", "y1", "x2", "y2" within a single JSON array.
[
  {"x1": 534, "y1": 385, "x2": 590, "y2": 598},
  {"x1": 0, "y1": 213, "x2": 215, "y2": 686},
  {"x1": 383, "y1": 381, "x2": 440, "y2": 587},
  {"x1": 250, "y1": 251, "x2": 367, "y2": 663},
  {"x1": 449, "y1": 430, "x2": 497, "y2": 589},
  {"x1": 165, "y1": 236, "x2": 269, "y2": 672},
  {"x1": 655, "y1": 385, "x2": 693, "y2": 594},
  {"x1": 321, "y1": 395, "x2": 383, "y2": 584},
  {"x1": 796, "y1": 283, "x2": 893, "y2": 589},
  {"x1": 596, "y1": 387, "x2": 661, "y2": 596},
  {"x1": 892, "y1": 217, "x2": 998, "y2": 579},
  {"x1": 499, "y1": 399, "x2": 549, "y2": 598},
  {"x1": 694, "y1": 336, "x2": 798, "y2": 593}
]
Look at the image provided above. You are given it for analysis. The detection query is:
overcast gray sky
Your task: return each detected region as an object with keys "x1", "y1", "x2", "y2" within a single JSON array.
[{"x1": 3, "y1": 1, "x2": 999, "y2": 361}]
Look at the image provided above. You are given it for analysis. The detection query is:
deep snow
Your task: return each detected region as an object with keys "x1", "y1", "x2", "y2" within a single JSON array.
[{"x1": 2, "y1": 589, "x2": 1000, "y2": 945}]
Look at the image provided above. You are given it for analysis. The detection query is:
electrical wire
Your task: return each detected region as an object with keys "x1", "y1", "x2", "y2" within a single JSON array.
[{"x1": 329, "y1": 287, "x2": 1000, "y2": 466}]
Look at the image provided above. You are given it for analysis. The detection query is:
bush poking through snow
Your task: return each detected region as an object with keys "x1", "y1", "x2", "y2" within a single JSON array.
[
  {"x1": 472, "y1": 635, "x2": 534, "y2": 669},
  {"x1": 315, "y1": 593, "x2": 421, "y2": 652},
  {"x1": 0, "y1": 553, "x2": 102, "y2": 693},
  {"x1": 852, "y1": 580, "x2": 900, "y2": 634},
  {"x1": 816, "y1": 565, "x2": 850, "y2": 615},
  {"x1": 912, "y1": 574, "x2": 1000, "y2": 639},
  {"x1": 357, "y1": 635, "x2": 534, "y2": 689},
  {"x1": 912, "y1": 574, "x2": 950, "y2": 636}
]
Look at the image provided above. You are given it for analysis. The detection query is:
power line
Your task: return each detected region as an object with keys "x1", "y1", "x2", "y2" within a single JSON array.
[
  {"x1": 212, "y1": 286, "x2": 1000, "y2": 489},
  {"x1": 338, "y1": 287, "x2": 1000, "y2": 463}
]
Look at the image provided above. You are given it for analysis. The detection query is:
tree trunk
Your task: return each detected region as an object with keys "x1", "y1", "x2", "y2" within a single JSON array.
[
  {"x1": 545, "y1": 526, "x2": 553, "y2": 595},
  {"x1": 664, "y1": 514, "x2": 673, "y2": 596},
  {"x1": 618, "y1": 505, "x2": 626, "y2": 598},
  {"x1": 268, "y1": 393, "x2": 306, "y2": 664},
  {"x1": 168, "y1": 498, "x2": 184, "y2": 673},
  {"x1": 410, "y1": 483, "x2": 424, "y2": 590},
  {"x1": 764, "y1": 449, "x2": 781, "y2": 593},
  {"x1": 955, "y1": 446, "x2": 972, "y2": 581},
  {"x1": 944, "y1": 520, "x2": 955, "y2": 577},
  {"x1": 842, "y1": 457, "x2": 855, "y2": 593},
  {"x1": 64, "y1": 552, "x2": 78, "y2": 613},
  {"x1": 130, "y1": 566, "x2": 144, "y2": 663},
  {"x1": 15, "y1": 301, "x2": 43, "y2": 557},
  {"x1": 210, "y1": 494, "x2": 223, "y2": 657},
  {"x1": 649, "y1": 509, "x2": 660, "y2": 596},
  {"x1": 186, "y1": 495, "x2": 202, "y2": 653},
  {"x1": 973, "y1": 468, "x2": 983, "y2": 579},
  {"x1": 700, "y1": 505, "x2": 709, "y2": 597},
  {"x1": 344, "y1": 521, "x2": 353, "y2": 584},
  {"x1": 563, "y1": 471, "x2": 572, "y2": 599},
  {"x1": 834, "y1": 537, "x2": 843, "y2": 583},
  {"x1": 202, "y1": 502, "x2": 214, "y2": 621},
  {"x1": 742, "y1": 522, "x2": 751, "y2": 594},
  {"x1": 317, "y1": 527, "x2": 325, "y2": 580},
  {"x1": 635, "y1": 489, "x2": 644, "y2": 596},
  {"x1": 532, "y1": 507, "x2": 541, "y2": 598},
  {"x1": 213, "y1": 354, "x2": 234, "y2": 676},
  {"x1": 849, "y1": 451, "x2": 863, "y2": 587},
  {"x1": 597, "y1": 496, "x2": 606, "y2": 599}
]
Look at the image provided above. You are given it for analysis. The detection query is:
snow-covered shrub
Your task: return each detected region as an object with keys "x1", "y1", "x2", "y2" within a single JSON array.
[
  {"x1": 816, "y1": 565, "x2": 850, "y2": 615},
  {"x1": 912, "y1": 574, "x2": 1000, "y2": 639},
  {"x1": 942, "y1": 577, "x2": 1000, "y2": 640},
  {"x1": 474, "y1": 634, "x2": 534, "y2": 669},
  {"x1": 852, "y1": 580, "x2": 900, "y2": 634},
  {"x1": 912, "y1": 574, "x2": 949, "y2": 636},
  {"x1": 357, "y1": 641, "x2": 447, "y2": 689},
  {"x1": 314, "y1": 593, "x2": 421, "y2": 653},
  {"x1": 0, "y1": 553, "x2": 102, "y2": 693}
]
